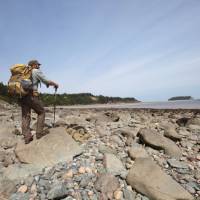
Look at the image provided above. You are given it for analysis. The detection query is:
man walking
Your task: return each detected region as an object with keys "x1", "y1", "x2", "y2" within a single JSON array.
[{"x1": 21, "y1": 60, "x2": 59, "y2": 144}]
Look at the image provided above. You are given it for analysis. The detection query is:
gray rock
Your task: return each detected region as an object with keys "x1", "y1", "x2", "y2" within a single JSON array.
[
  {"x1": 34, "y1": 175, "x2": 40, "y2": 182},
  {"x1": 95, "y1": 153, "x2": 104, "y2": 161},
  {"x1": 0, "y1": 150, "x2": 15, "y2": 167},
  {"x1": 125, "y1": 136, "x2": 135, "y2": 146},
  {"x1": 176, "y1": 118, "x2": 190, "y2": 127},
  {"x1": 123, "y1": 188, "x2": 136, "y2": 200},
  {"x1": 0, "y1": 124, "x2": 15, "y2": 138},
  {"x1": 65, "y1": 180, "x2": 74, "y2": 189},
  {"x1": 3, "y1": 164, "x2": 41, "y2": 181},
  {"x1": 15, "y1": 127, "x2": 83, "y2": 169},
  {"x1": 54, "y1": 119, "x2": 67, "y2": 127},
  {"x1": 9, "y1": 193, "x2": 30, "y2": 200},
  {"x1": 95, "y1": 126, "x2": 110, "y2": 137},
  {"x1": 0, "y1": 137, "x2": 17, "y2": 149},
  {"x1": 128, "y1": 146, "x2": 148, "y2": 160},
  {"x1": 167, "y1": 159, "x2": 189, "y2": 169},
  {"x1": 0, "y1": 150, "x2": 5, "y2": 161},
  {"x1": 178, "y1": 128, "x2": 190, "y2": 137},
  {"x1": 40, "y1": 193, "x2": 47, "y2": 200},
  {"x1": 126, "y1": 158, "x2": 194, "y2": 200},
  {"x1": 104, "y1": 112, "x2": 120, "y2": 122},
  {"x1": 12, "y1": 128, "x2": 22, "y2": 136},
  {"x1": 187, "y1": 117, "x2": 200, "y2": 126},
  {"x1": 79, "y1": 176, "x2": 91, "y2": 188},
  {"x1": 194, "y1": 170, "x2": 200, "y2": 180},
  {"x1": 104, "y1": 153, "x2": 127, "y2": 178},
  {"x1": 0, "y1": 176, "x2": 16, "y2": 199},
  {"x1": 188, "y1": 124, "x2": 200, "y2": 131},
  {"x1": 186, "y1": 181, "x2": 200, "y2": 191},
  {"x1": 63, "y1": 197, "x2": 75, "y2": 200},
  {"x1": 64, "y1": 115, "x2": 88, "y2": 127},
  {"x1": 1, "y1": 152, "x2": 15, "y2": 167},
  {"x1": 24, "y1": 176, "x2": 34, "y2": 187},
  {"x1": 31, "y1": 121, "x2": 52, "y2": 130},
  {"x1": 95, "y1": 173, "x2": 119, "y2": 200},
  {"x1": 39, "y1": 178, "x2": 49, "y2": 188},
  {"x1": 98, "y1": 145, "x2": 117, "y2": 155},
  {"x1": 185, "y1": 184, "x2": 196, "y2": 194},
  {"x1": 138, "y1": 128, "x2": 181, "y2": 158},
  {"x1": 81, "y1": 190, "x2": 89, "y2": 200},
  {"x1": 189, "y1": 134, "x2": 198, "y2": 141},
  {"x1": 47, "y1": 182, "x2": 68, "y2": 199},
  {"x1": 164, "y1": 128, "x2": 182, "y2": 141},
  {"x1": 110, "y1": 135, "x2": 123, "y2": 146},
  {"x1": 140, "y1": 195, "x2": 150, "y2": 200},
  {"x1": 118, "y1": 128, "x2": 137, "y2": 138},
  {"x1": 175, "y1": 168, "x2": 190, "y2": 174}
]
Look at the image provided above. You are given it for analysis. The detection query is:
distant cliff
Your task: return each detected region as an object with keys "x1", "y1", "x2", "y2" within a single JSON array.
[
  {"x1": 168, "y1": 96, "x2": 193, "y2": 101},
  {"x1": 0, "y1": 82, "x2": 138, "y2": 105}
]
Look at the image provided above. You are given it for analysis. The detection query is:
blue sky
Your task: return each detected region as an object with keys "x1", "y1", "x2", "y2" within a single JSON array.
[{"x1": 0, "y1": 0, "x2": 200, "y2": 101}]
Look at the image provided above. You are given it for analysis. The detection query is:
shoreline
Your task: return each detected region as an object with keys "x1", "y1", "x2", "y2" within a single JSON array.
[{"x1": 47, "y1": 100, "x2": 200, "y2": 111}]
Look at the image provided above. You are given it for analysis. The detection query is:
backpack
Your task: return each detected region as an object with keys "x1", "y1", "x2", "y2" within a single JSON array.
[{"x1": 8, "y1": 64, "x2": 33, "y2": 97}]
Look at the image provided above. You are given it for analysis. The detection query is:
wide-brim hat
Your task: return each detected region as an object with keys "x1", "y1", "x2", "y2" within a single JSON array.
[{"x1": 28, "y1": 60, "x2": 41, "y2": 66}]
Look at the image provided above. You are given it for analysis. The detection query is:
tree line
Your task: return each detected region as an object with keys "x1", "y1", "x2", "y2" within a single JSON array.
[{"x1": 0, "y1": 82, "x2": 138, "y2": 106}]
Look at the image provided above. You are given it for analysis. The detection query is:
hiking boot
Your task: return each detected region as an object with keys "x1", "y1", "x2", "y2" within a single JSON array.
[
  {"x1": 24, "y1": 135, "x2": 33, "y2": 144},
  {"x1": 36, "y1": 129, "x2": 50, "y2": 140}
]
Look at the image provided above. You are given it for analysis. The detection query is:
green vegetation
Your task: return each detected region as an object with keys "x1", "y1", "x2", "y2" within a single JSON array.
[
  {"x1": 168, "y1": 96, "x2": 193, "y2": 101},
  {"x1": 0, "y1": 82, "x2": 138, "y2": 106},
  {"x1": 0, "y1": 82, "x2": 15, "y2": 103}
]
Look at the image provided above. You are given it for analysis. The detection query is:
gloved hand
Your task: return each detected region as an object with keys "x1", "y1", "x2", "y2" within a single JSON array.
[{"x1": 48, "y1": 81, "x2": 59, "y2": 89}]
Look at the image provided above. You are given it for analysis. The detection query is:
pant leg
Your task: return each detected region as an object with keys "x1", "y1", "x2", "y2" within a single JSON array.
[
  {"x1": 29, "y1": 96, "x2": 45, "y2": 135},
  {"x1": 21, "y1": 96, "x2": 32, "y2": 139}
]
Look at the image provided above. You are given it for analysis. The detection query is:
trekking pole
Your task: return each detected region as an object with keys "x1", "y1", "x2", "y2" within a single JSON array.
[{"x1": 53, "y1": 87, "x2": 57, "y2": 127}]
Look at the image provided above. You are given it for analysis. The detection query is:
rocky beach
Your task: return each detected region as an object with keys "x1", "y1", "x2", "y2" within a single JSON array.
[{"x1": 0, "y1": 100, "x2": 199, "y2": 200}]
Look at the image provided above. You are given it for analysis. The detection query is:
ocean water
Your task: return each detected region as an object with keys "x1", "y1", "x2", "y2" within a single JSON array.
[
  {"x1": 61, "y1": 100, "x2": 200, "y2": 109},
  {"x1": 119, "y1": 100, "x2": 200, "y2": 109}
]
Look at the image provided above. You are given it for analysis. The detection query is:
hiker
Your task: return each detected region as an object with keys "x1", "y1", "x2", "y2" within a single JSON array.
[{"x1": 20, "y1": 60, "x2": 59, "y2": 144}]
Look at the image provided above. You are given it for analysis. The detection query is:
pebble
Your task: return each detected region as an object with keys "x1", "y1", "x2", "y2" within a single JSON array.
[
  {"x1": 126, "y1": 163, "x2": 132, "y2": 169},
  {"x1": 114, "y1": 190, "x2": 123, "y2": 200},
  {"x1": 85, "y1": 167, "x2": 92, "y2": 173},
  {"x1": 63, "y1": 169, "x2": 73, "y2": 179},
  {"x1": 179, "y1": 179, "x2": 186, "y2": 184},
  {"x1": 79, "y1": 166, "x2": 86, "y2": 174},
  {"x1": 185, "y1": 184, "x2": 196, "y2": 194},
  {"x1": 34, "y1": 175, "x2": 40, "y2": 182},
  {"x1": 95, "y1": 153, "x2": 104, "y2": 161},
  {"x1": 17, "y1": 185, "x2": 28, "y2": 193},
  {"x1": 88, "y1": 190, "x2": 94, "y2": 196}
]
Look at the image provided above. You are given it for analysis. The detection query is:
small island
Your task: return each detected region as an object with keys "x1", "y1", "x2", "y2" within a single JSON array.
[{"x1": 168, "y1": 96, "x2": 193, "y2": 101}]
